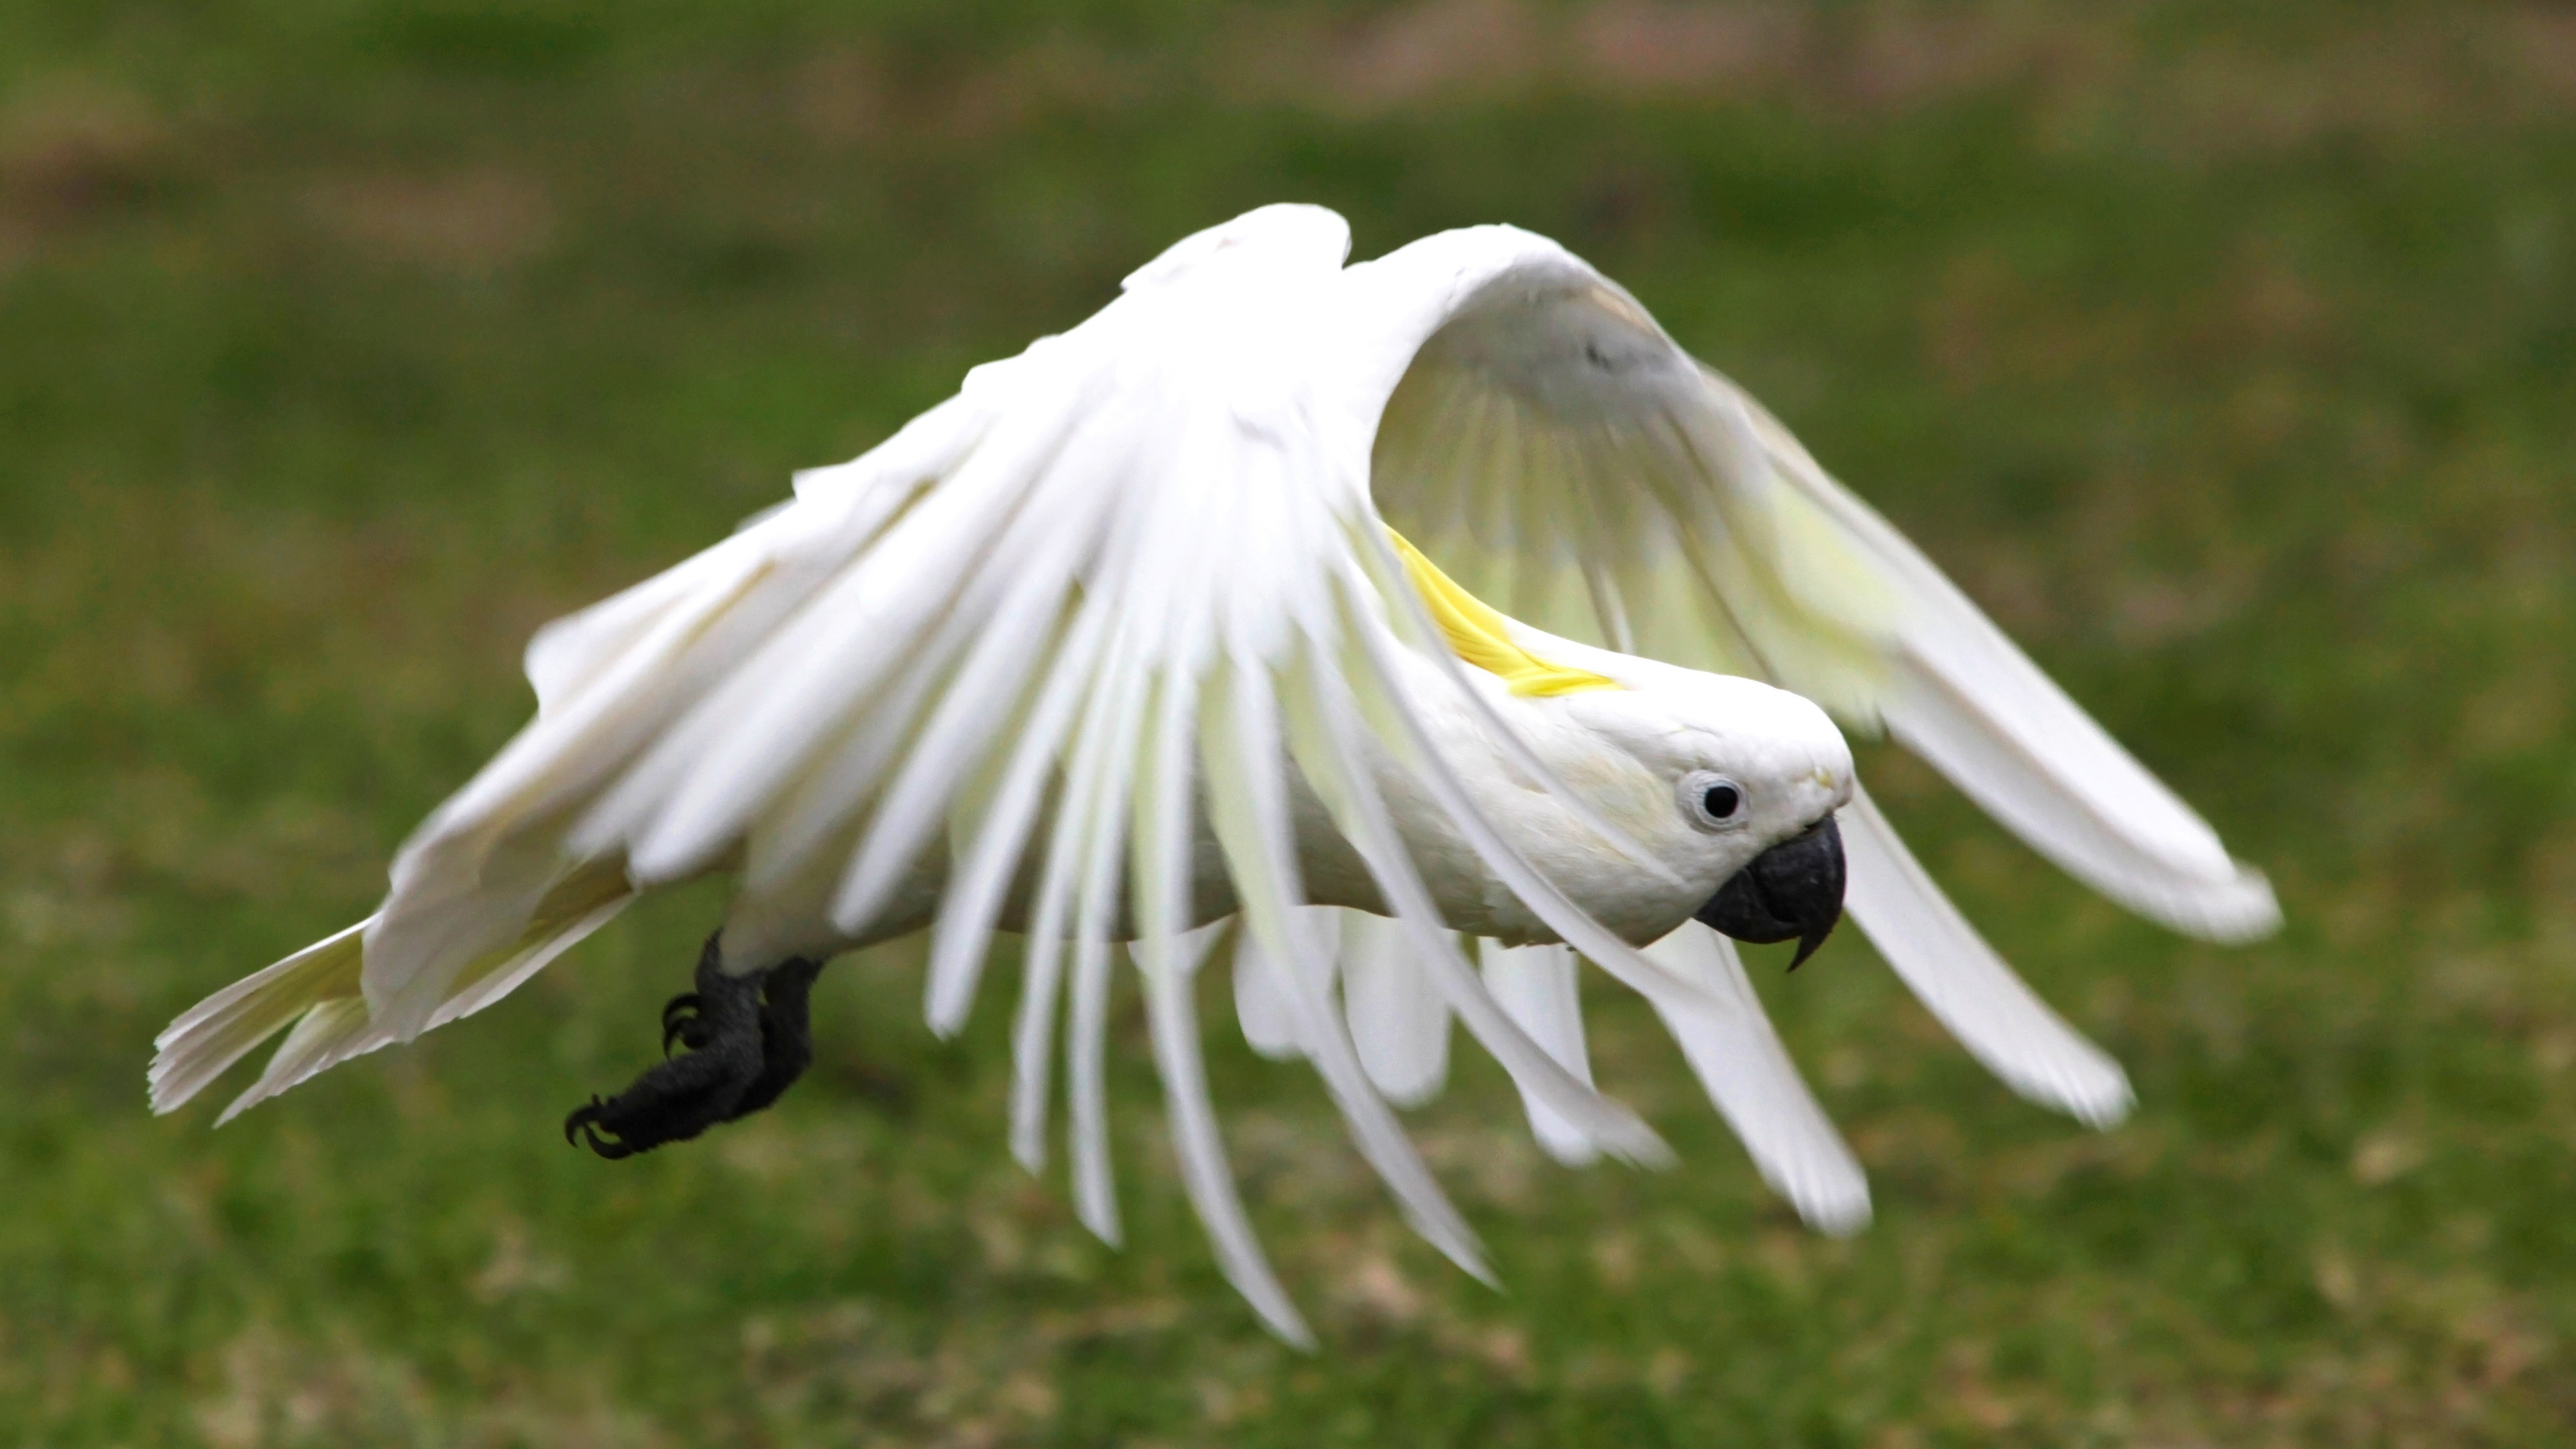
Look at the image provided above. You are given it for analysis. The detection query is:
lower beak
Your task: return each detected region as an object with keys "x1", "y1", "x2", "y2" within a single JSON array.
[{"x1": 1695, "y1": 815, "x2": 1846, "y2": 970}]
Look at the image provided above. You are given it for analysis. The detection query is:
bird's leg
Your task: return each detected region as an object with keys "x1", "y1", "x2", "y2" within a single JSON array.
[
  {"x1": 565, "y1": 934, "x2": 826, "y2": 1159},
  {"x1": 725, "y1": 956, "x2": 824, "y2": 1121}
]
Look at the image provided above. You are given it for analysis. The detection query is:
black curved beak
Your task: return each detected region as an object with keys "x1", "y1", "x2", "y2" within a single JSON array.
[{"x1": 1695, "y1": 815, "x2": 1845, "y2": 971}]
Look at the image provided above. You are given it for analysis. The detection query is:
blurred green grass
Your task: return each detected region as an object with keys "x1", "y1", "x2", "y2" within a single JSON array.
[{"x1": 4, "y1": 2, "x2": 2575, "y2": 1443}]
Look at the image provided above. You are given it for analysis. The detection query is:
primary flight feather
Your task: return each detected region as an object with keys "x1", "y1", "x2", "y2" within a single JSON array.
[{"x1": 152, "y1": 204, "x2": 2275, "y2": 1344}]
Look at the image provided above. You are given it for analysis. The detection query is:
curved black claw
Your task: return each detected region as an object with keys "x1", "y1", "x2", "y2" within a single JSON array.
[
  {"x1": 660, "y1": 992, "x2": 705, "y2": 1057},
  {"x1": 564, "y1": 1097, "x2": 636, "y2": 1160}
]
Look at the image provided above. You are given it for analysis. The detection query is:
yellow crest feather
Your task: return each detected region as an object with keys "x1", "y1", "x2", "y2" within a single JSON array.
[{"x1": 1387, "y1": 531, "x2": 1621, "y2": 698}]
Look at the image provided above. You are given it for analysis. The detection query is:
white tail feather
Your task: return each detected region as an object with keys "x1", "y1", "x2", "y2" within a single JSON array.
[{"x1": 150, "y1": 862, "x2": 633, "y2": 1122}]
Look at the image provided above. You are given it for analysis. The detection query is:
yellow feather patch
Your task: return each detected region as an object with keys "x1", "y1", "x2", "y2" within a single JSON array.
[{"x1": 1387, "y1": 531, "x2": 1622, "y2": 698}]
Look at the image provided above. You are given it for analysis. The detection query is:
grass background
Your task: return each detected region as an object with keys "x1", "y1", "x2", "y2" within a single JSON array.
[{"x1": 5, "y1": 1, "x2": 2574, "y2": 1443}]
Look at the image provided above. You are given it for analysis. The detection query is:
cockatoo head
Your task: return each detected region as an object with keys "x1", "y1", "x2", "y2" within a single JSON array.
[
  {"x1": 1385, "y1": 529, "x2": 1855, "y2": 959},
  {"x1": 1532, "y1": 661, "x2": 1856, "y2": 964}
]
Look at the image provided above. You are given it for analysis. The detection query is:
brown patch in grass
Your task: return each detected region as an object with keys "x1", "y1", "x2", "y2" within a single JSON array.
[
  {"x1": 1577, "y1": 3, "x2": 1805, "y2": 93},
  {"x1": 191, "y1": 1322, "x2": 665, "y2": 1449},
  {"x1": 793, "y1": 46, "x2": 889, "y2": 147},
  {"x1": 470, "y1": 1215, "x2": 572, "y2": 1302},
  {"x1": 806, "y1": 3, "x2": 2576, "y2": 164},
  {"x1": 305, "y1": 167, "x2": 555, "y2": 275},
  {"x1": 1332, "y1": 1250, "x2": 1427, "y2": 1326},
  {"x1": 0, "y1": 78, "x2": 170, "y2": 227},
  {"x1": 1839, "y1": 5, "x2": 2035, "y2": 111},
  {"x1": 2502, "y1": 7, "x2": 2576, "y2": 102},
  {"x1": 1322, "y1": 0, "x2": 1547, "y2": 113},
  {"x1": 0, "y1": 76, "x2": 174, "y2": 276}
]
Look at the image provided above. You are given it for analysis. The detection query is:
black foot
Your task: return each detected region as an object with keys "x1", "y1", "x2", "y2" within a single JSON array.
[{"x1": 565, "y1": 934, "x2": 828, "y2": 1159}]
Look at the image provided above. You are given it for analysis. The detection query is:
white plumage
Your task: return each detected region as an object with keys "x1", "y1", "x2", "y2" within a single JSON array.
[{"x1": 152, "y1": 204, "x2": 2274, "y2": 1344}]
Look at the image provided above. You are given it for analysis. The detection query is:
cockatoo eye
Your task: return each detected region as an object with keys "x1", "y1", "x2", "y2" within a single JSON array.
[{"x1": 1680, "y1": 771, "x2": 1747, "y2": 830}]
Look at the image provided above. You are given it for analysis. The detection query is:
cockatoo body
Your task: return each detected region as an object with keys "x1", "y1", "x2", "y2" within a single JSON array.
[{"x1": 152, "y1": 205, "x2": 2273, "y2": 1344}]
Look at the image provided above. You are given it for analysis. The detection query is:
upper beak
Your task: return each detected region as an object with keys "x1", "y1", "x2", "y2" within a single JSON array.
[{"x1": 1695, "y1": 815, "x2": 1846, "y2": 970}]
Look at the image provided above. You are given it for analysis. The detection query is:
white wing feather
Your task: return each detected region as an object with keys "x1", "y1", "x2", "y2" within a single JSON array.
[
  {"x1": 1640, "y1": 922, "x2": 1870, "y2": 1234},
  {"x1": 1230, "y1": 910, "x2": 1316, "y2": 1061},
  {"x1": 1840, "y1": 785, "x2": 2133, "y2": 1126},
  {"x1": 1724, "y1": 382, "x2": 2279, "y2": 941},
  {"x1": 1341, "y1": 910, "x2": 1452, "y2": 1106},
  {"x1": 1477, "y1": 939, "x2": 1599, "y2": 1166}
]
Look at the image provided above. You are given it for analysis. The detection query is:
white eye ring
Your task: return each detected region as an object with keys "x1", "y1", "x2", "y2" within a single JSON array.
[{"x1": 1681, "y1": 771, "x2": 1748, "y2": 830}]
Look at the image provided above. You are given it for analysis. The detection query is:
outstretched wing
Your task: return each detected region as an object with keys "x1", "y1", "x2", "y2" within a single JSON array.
[{"x1": 1360, "y1": 225, "x2": 2278, "y2": 1127}]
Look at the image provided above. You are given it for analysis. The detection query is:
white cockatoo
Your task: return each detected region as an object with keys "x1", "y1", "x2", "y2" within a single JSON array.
[{"x1": 152, "y1": 205, "x2": 2275, "y2": 1344}]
